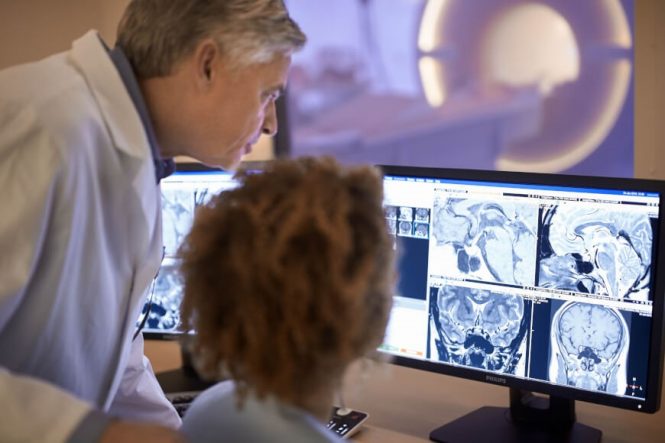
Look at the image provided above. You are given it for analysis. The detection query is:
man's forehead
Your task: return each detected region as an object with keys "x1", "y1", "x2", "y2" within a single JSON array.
[{"x1": 257, "y1": 54, "x2": 292, "y2": 84}]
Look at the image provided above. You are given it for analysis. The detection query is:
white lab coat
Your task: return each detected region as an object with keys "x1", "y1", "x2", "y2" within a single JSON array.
[{"x1": 0, "y1": 31, "x2": 180, "y2": 442}]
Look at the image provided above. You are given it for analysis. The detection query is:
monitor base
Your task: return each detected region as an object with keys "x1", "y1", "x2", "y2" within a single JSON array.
[{"x1": 429, "y1": 406, "x2": 602, "y2": 443}]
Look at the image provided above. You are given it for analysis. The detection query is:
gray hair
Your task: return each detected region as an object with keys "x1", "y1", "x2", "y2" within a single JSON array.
[{"x1": 116, "y1": 0, "x2": 306, "y2": 78}]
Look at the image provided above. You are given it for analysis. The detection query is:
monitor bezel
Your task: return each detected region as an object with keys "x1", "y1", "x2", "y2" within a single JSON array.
[{"x1": 379, "y1": 164, "x2": 665, "y2": 414}]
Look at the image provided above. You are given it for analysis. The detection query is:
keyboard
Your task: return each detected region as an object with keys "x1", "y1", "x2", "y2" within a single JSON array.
[{"x1": 166, "y1": 390, "x2": 201, "y2": 417}]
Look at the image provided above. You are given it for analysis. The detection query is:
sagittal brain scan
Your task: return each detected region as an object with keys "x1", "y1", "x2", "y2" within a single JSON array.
[
  {"x1": 549, "y1": 301, "x2": 629, "y2": 394},
  {"x1": 430, "y1": 197, "x2": 538, "y2": 285},
  {"x1": 430, "y1": 284, "x2": 530, "y2": 375},
  {"x1": 539, "y1": 205, "x2": 652, "y2": 301}
]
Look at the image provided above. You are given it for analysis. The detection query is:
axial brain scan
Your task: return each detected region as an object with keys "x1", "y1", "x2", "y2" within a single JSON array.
[
  {"x1": 539, "y1": 205, "x2": 652, "y2": 300},
  {"x1": 431, "y1": 285, "x2": 529, "y2": 375},
  {"x1": 549, "y1": 301, "x2": 629, "y2": 394}
]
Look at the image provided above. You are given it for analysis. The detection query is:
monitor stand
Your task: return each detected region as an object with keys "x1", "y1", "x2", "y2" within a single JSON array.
[{"x1": 429, "y1": 388, "x2": 602, "y2": 443}]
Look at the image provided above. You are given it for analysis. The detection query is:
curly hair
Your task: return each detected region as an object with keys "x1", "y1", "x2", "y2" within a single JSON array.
[{"x1": 178, "y1": 157, "x2": 394, "y2": 408}]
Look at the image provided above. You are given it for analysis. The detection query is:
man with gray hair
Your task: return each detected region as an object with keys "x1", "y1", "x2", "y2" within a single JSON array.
[{"x1": 0, "y1": 1, "x2": 305, "y2": 442}]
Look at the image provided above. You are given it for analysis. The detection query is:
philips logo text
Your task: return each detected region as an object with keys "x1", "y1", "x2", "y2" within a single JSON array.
[{"x1": 486, "y1": 375, "x2": 506, "y2": 384}]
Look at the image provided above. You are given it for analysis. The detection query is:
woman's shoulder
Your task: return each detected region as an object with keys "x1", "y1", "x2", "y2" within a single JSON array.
[{"x1": 181, "y1": 381, "x2": 340, "y2": 443}]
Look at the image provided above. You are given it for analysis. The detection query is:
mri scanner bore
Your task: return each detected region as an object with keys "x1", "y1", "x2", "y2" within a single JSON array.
[{"x1": 286, "y1": 0, "x2": 633, "y2": 175}]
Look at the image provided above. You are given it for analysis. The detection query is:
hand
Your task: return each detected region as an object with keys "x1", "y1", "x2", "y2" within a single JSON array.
[{"x1": 99, "y1": 420, "x2": 187, "y2": 443}]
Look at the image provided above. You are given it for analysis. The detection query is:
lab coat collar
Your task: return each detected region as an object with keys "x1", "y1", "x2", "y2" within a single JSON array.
[
  {"x1": 108, "y1": 45, "x2": 176, "y2": 184},
  {"x1": 70, "y1": 30, "x2": 150, "y2": 162},
  {"x1": 69, "y1": 31, "x2": 160, "y2": 257}
]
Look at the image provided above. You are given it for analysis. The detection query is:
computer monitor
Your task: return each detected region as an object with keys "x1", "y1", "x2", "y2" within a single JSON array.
[
  {"x1": 378, "y1": 165, "x2": 665, "y2": 442},
  {"x1": 140, "y1": 162, "x2": 265, "y2": 339}
]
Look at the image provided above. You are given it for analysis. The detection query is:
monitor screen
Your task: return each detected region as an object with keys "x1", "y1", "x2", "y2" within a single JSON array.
[
  {"x1": 141, "y1": 163, "x2": 255, "y2": 338},
  {"x1": 378, "y1": 165, "x2": 665, "y2": 440}
]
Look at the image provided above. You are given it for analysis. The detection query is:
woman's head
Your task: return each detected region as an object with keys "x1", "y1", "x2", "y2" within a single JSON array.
[{"x1": 179, "y1": 157, "x2": 394, "y2": 408}]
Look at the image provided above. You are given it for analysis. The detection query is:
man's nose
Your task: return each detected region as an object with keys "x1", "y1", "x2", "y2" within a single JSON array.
[{"x1": 261, "y1": 101, "x2": 278, "y2": 137}]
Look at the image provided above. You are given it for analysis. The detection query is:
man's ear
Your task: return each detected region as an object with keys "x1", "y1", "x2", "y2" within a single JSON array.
[{"x1": 193, "y1": 38, "x2": 219, "y2": 89}]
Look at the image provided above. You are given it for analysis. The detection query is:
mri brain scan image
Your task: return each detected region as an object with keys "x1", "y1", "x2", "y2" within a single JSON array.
[
  {"x1": 415, "y1": 208, "x2": 431, "y2": 223},
  {"x1": 386, "y1": 217, "x2": 397, "y2": 235},
  {"x1": 549, "y1": 301, "x2": 629, "y2": 394},
  {"x1": 539, "y1": 205, "x2": 652, "y2": 300},
  {"x1": 146, "y1": 261, "x2": 184, "y2": 331},
  {"x1": 162, "y1": 189, "x2": 196, "y2": 257},
  {"x1": 414, "y1": 222, "x2": 429, "y2": 238},
  {"x1": 430, "y1": 284, "x2": 529, "y2": 375},
  {"x1": 399, "y1": 220, "x2": 413, "y2": 236},
  {"x1": 430, "y1": 197, "x2": 538, "y2": 285},
  {"x1": 399, "y1": 206, "x2": 413, "y2": 220}
]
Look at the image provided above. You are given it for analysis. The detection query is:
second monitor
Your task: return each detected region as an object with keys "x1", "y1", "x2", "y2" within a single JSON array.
[{"x1": 379, "y1": 165, "x2": 664, "y2": 442}]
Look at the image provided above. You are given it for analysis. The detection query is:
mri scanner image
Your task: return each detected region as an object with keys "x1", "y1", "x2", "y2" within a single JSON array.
[
  {"x1": 143, "y1": 171, "x2": 240, "y2": 334},
  {"x1": 429, "y1": 197, "x2": 538, "y2": 285},
  {"x1": 429, "y1": 284, "x2": 530, "y2": 375},
  {"x1": 394, "y1": 205, "x2": 431, "y2": 238},
  {"x1": 145, "y1": 258, "x2": 183, "y2": 332},
  {"x1": 547, "y1": 300, "x2": 630, "y2": 395},
  {"x1": 538, "y1": 204, "x2": 653, "y2": 301},
  {"x1": 147, "y1": 189, "x2": 199, "y2": 333},
  {"x1": 285, "y1": 0, "x2": 634, "y2": 176},
  {"x1": 380, "y1": 173, "x2": 655, "y2": 400},
  {"x1": 162, "y1": 188, "x2": 197, "y2": 257}
]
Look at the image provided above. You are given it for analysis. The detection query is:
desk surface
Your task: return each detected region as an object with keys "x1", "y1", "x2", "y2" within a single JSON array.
[{"x1": 145, "y1": 340, "x2": 665, "y2": 443}]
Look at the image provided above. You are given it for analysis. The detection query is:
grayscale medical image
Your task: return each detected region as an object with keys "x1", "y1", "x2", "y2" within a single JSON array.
[
  {"x1": 162, "y1": 189, "x2": 196, "y2": 257},
  {"x1": 146, "y1": 259, "x2": 184, "y2": 332},
  {"x1": 414, "y1": 222, "x2": 429, "y2": 238},
  {"x1": 399, "y1": 220, "x2": 413, "y2": 236},
  {"x1": 415, "y1": 207, "x2": 430, "y2": 223},
  {"x1": 430, "y1": 284, "x2": 530, "y2": 375},
  {"x1": 387, "y1": 218, "x2": 397, "y2": 235},
  {"x1": 538, "y1": 205, "x2": 652, "y2": 301},
  {"x1": 399, "y1": 206, "x2": 413, "y2": 221},
  {"x1": 548, "y1": 301, "x2": 629, "y2": 394},
  {"x1": 394, "y1": 206, "x2": 431, "y2": 238},
  {"x1": 430, "y1": 197, "x2": 538, "y2": 285}
]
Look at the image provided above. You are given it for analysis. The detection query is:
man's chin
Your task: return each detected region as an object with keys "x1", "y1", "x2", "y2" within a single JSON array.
[{"x1": 195, "y1": 154, "x2": 242, "y2": 171}]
